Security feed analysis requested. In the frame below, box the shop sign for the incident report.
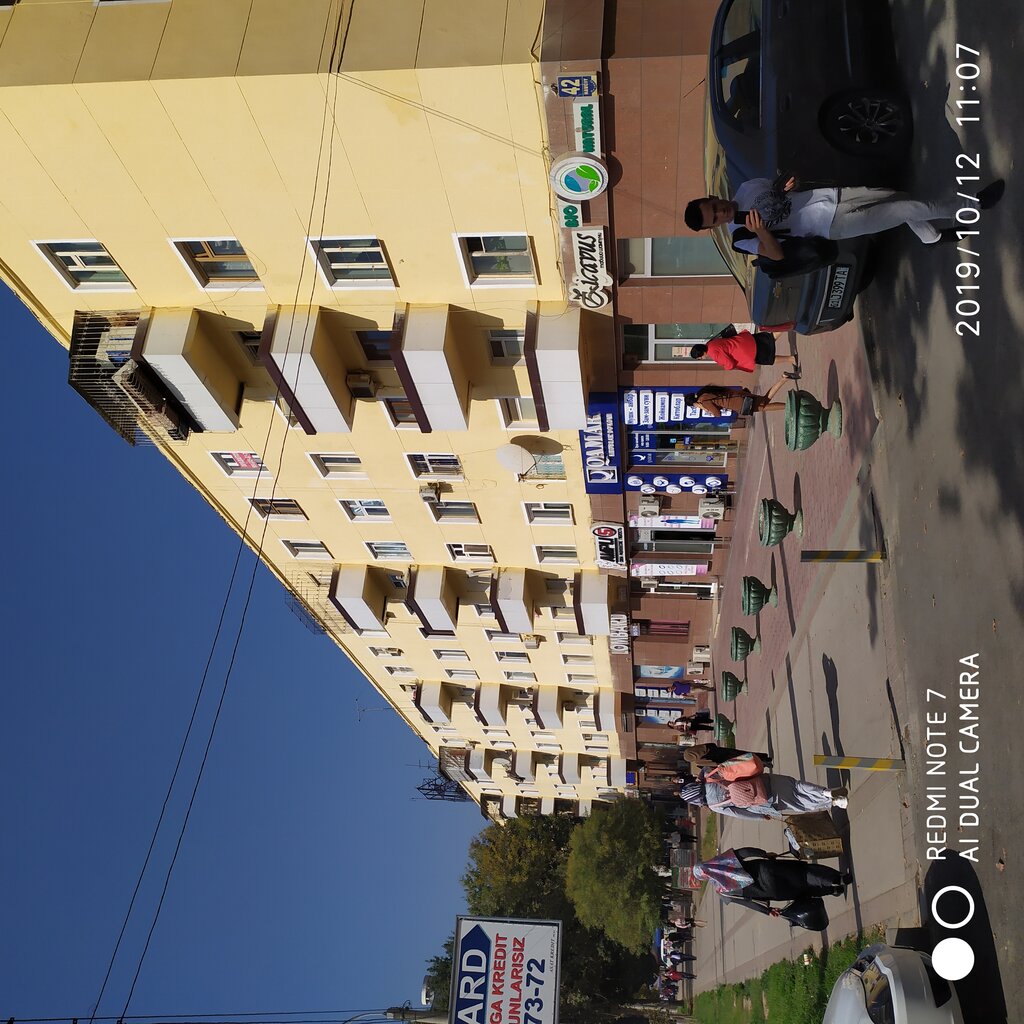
[624,472,728,493]
[628,514,717,530]
[592,522,627,570]
[622,388,737,426]
[578,393,622,494]
[572,98,602,154]
[569,227,612,308]
[550,153,610,201]
[555,74,598,98]
[609,612,631,655]
[630,563,709,577]
[557,199,582,229]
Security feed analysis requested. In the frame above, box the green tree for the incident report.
[565,799,664,952]
[423,932,455,1013]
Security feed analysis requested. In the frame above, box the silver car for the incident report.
[824,944,964,1024]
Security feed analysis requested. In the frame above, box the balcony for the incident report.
[139,308,254,432]
[263,306,355,434]
[501,794,519,818]
[558,752,582,786]
[609,757,629,788]
[406,565,459,633]
[512,749,536,784]
[491,568,535,634]
[525,303,587,430]
[67,311,194,446]
[534,687,564,732]
[416,680,452,725]
[390,304,470,431]
[328,565,393,632]
[474,682,507,728]
[573,571,611,636]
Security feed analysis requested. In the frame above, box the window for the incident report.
[622,323,733,364]
[562,654,594,666]
[282,540,332,560]
[557,633,592,645]
[340,498,390,520]
[505,671,537,682]
[236,330,263,361]
[174,238,259,286]
[495,651,530,663]
[307,571,333,587]
[429,501,479,523]
[211,451,268,478]
[382,395,418,426]
[37,241,131,290]
[617,237,728,279]
[356,330,396,363]
[250,498,305,520]
[408,453,463,479]
[366,541,412,561]
[545,578,570,594]
[369,647,403,657]
[498,396,539,428]
[310,237,394,287]
[385,665,415,676]
[524,502,573,524]
[487,329,525,364]
[434,649,470,662]
[447,543,494,563]
[548,606,578,621]
[522,453,565,480]
[485,630,521,643]
[567,674,597,684]
[310,453,364,478]
[473,603,496,618]
[535,545,578,564]
[456,234,535,285]
[446,669,479,680]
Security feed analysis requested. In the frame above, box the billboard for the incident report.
[450,917,562,1024]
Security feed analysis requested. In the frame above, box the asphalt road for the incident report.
[855,2,1022,1018]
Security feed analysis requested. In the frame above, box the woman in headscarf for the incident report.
[682,742,772,768]
[693,848,850,909]
[679,774,847,820]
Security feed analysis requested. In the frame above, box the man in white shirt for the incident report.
[684,177,1003,258]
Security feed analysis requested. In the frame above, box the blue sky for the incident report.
[0,284,482,1020]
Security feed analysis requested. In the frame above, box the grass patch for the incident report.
[700,812,719,862]
[694,927,883,1024]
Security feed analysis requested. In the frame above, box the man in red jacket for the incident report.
[689,328,797,373]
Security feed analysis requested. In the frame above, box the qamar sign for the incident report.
[578,393,621,495]
[569,227,612,308]
[449,917,562,1024]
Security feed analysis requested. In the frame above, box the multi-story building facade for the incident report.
[1,0,761,813]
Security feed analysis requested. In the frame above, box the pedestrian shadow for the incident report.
[884,677,907,762]
[764,705,775,768]
[820,734,863,939]
[821,653,848,782]
[784,654,806,780]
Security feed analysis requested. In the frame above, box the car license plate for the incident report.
[827,265,851,309]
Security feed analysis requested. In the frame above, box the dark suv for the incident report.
[704,0,911,333]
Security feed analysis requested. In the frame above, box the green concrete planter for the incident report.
[741,574,778,615]
[730,626,761,662]
[721,671,747,701]
[785,389,844,451]
[713,713,735,743]
[759,497,804,547]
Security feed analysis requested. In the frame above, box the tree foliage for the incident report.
[565,799,664,952]
[423,932,455,1013]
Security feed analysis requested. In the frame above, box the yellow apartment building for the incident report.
[0,0,629,818]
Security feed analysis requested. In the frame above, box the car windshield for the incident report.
[713,0,762,129]
[703,98,753,292]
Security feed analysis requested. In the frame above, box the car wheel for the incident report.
[821,90,912,157]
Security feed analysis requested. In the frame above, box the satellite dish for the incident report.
[496,443,536,475]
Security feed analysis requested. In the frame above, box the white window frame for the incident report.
[168,236,263,292]
[281,539,332,561]
[495,651,530,664]
[210,451,269,479]
[556,632,592,646]
[446,669,479,680]
[496,396,539,430]
[340,498,391,521]
[428,500,480,524]
[34,239,134,292]
[547,606,578,620]
[567,674,598,684]
[307,235,395,290]
[309,453,366,479]
[452,232,536,289]
[535,545,579,565]
[485,630,522,643]
[407,453,464,480]
[447,543,495,564]
[380,394,420,429]
[369,647,403,658]
[249,497,306,521]
[561,654,594,666]
[365,541,413,562]
[384,665,416,676]
[504,671,537,682]
[619,237,732,280]
[524,502,574,525]
[623,323,754,364]
[433,649,470,662]
[487,328,526,365]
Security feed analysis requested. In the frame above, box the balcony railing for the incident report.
[67,311,194,446]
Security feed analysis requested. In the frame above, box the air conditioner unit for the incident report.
[638,497,661,517]
[346,372,378,398]
[521,634,542,649]
[418,484,440,501]
[698,497,727,520]
[639,579,659,592]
